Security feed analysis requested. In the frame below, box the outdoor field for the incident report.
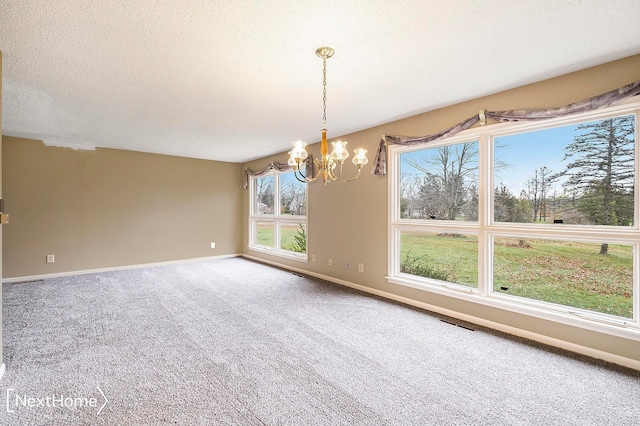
[256,223,306,253]
[400,232,633,318]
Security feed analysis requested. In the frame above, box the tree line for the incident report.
[255,175,306,216]
[401,116,635,253]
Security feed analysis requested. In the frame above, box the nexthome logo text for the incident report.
[6,387,108,415]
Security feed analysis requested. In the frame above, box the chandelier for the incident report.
[287,47,368,184]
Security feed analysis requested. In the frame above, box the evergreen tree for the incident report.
[287,224,306,253]
[494,184,531,223]
[559,116,635,254]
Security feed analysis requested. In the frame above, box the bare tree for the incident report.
[525,169,541,221]
[280,178,306,215]
[406,142,478,220]
[537,166,556,221]
[400,174,423,218]
[524,166,557,222]
[255,176,274,214]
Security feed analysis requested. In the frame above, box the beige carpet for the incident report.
[1,257,638,425]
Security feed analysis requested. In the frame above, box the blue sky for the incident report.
[401,121,593,195]
[400,114,638,199]
[494,125,575,194]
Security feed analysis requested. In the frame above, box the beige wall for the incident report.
[243,54,640,364]
[1,50,4,365]
[2,137,244,278]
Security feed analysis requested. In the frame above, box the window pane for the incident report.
[254,175,274,215]
[279,172,306,216]
[494,115,635,225]
[255,221,274,248]
[400,231,478,287]
[493,238,633,318]
[400,141,479,221]
[280,222,306,253]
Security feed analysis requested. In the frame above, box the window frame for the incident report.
[249,170,308,262]
[388,97,640,340]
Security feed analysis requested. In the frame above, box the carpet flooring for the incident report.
[0,257,638,425]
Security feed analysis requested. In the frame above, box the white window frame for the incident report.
[388,97,640,340]
[249,170,308,262]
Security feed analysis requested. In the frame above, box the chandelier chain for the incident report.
[322,57,327,129]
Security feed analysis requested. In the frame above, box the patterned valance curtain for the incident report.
[242,155,315,189]
[372,79,640,176]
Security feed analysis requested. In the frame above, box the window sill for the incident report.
[247,245,309,263]
[387,274,640,342]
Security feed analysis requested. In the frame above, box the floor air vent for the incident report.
[440,319,475,331]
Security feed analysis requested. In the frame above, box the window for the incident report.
[493,115,634,226]
[400,140,479,221]
[389,99,640,337]
[249,170,307,260]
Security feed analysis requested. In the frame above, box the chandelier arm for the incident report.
[293,165,322,183]
[293,170,309,183]
[305,172,322,183]
[308,159,324,182]
[334,167,363,183]
[327,164,342,181]
[313,159,324,179]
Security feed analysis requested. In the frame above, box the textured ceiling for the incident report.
[1,1,640,163]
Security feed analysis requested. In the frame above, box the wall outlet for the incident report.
[328,258,332,266]
[358,263,364,273]
[345,262,350,270]
[311,254,317,262]
[46,254,55,263]
[210,242,216,249]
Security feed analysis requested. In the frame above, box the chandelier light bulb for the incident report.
[290,140,308,161]
[330,141,350,163]
[352,148,369,167]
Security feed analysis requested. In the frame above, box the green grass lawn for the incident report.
[400,232,478,286]
[256,223,305,253]
[401,232,633,318]
[256,223,275,247]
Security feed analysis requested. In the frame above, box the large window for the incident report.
[389,99,640,337]
[249,171,307,260]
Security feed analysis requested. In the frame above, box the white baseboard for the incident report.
[4,253,638,371]
[2,254,242,283]
[242,254,640,371]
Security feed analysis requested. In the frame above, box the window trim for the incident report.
[388,97,640,341]
[248,170,308,262]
